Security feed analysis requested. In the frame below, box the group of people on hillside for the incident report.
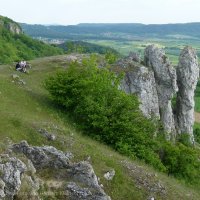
[15,61,27,73]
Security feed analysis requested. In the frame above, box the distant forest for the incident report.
[59,41,120,55]
[21,23,200,41]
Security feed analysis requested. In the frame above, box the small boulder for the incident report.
[104,169,115,181]
[38,128,56,141]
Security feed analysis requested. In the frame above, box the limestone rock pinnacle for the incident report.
[176,46,199,143]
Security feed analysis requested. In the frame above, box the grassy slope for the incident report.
[0,56,200,200]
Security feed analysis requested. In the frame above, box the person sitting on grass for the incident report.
[16,61,27,73]
[15,62,22,71]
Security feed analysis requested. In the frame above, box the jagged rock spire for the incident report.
[176,46,199,143]
[118,45,199,143]
[144,45,177,140]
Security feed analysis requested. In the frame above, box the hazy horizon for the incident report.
[21,22,200,26]
[1,0,200,25]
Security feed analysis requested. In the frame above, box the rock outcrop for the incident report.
[0,154,26,199]
[144,45,177,139]
[118,45,199,141]
[12,141,72,170]
[0,15,22,34]
[67,182,111,200]
[176,46,199,143]
[9,141,111,200]
[118,55,160,119]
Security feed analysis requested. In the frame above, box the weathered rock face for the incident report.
[144,45,178,139]
[118,45,199,142]
[11,141,111,200]
[0,154,26,199]
[118,55,160,119]
[12,140,72,169]
[176,46,199,143]
[67,182,111,200]
[0,16,22,34]
[5,22,22,34]
[71,161,100,189]
[0,179,5,199]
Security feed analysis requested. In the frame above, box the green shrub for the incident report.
[45,56,200,184]
[45,56,165,171]
[160,142,200,184]
[194,127,200,144]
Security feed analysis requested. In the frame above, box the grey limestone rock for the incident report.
[0,179,5,199]
[0,154,26,199]
[128,52,141,63]
[71,161,100,189]
[118,56,160,119]
[176,46,199,143]
[118,45,199,142]
[38,128,56,141]
[144,44,178,139]
[12,140,72,169]
[11,141,111,200]
[66,182,111,200]
[104,169,115,181]
[68,161,112,199]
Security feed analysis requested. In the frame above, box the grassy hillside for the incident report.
[0,55,200,199]
[0,16,63,64]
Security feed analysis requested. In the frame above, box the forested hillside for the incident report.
[59,40,120,55]
[21,22,200,40]
[0,16,63,64]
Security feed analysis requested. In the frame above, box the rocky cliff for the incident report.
[0,15,22,34]
[144,45,177,140]
[118,54,160,119]
[117,45,199,142]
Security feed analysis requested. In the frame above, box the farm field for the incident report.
[86,38,200,64]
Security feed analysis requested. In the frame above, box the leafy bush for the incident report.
[45,56,165,170]
[159,142,200,184]
[194,125,200,144]
[45,56,200,184]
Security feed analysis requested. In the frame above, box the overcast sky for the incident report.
[0,0,199,25]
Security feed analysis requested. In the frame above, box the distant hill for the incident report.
[0,16,63,64]
[21,22,200,41]
[59,40,120,55]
